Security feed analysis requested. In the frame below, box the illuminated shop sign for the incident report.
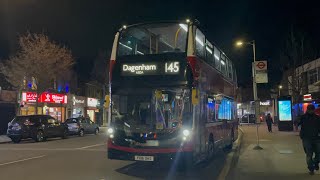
[73,96,85,106]
[22,92,67,104]
[22,92,37,102]
[260,101,271,106]
[87,98,98,107]
[39,93,67,104]
[121,62,180,76]
[303,94,312,101]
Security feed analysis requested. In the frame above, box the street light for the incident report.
[235,41,244,47]
[235,39,262,150]
[278,85,283,96]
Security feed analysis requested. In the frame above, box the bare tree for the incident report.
[91,50,109,84]
[281,28,317,104]
[0,32,74,114]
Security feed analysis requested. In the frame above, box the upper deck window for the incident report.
[118,23,188,57]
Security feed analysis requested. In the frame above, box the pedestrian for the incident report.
[298,104,320,175]
[266,113,273,132]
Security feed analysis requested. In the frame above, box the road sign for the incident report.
[254,61,268,83]
[255,61,267,71]
[256,73,268,83]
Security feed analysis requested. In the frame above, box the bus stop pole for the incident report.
[251,41,263,150]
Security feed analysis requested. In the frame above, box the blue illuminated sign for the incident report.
[278,100,292,121]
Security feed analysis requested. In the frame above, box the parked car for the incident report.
[65,117,99,136]
[7,115,68,143]
[241,114,256,123]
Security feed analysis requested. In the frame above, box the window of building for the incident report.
[308,68,318,85]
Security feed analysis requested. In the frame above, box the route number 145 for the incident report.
[165,62,179,74]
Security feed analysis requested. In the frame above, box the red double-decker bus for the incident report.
[107,20,238,166]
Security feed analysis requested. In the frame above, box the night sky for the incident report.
[1,0,320,86]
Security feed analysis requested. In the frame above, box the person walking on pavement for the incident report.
[266,113,273,132]
[298,104,320,175]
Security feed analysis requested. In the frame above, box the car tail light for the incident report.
[24,120,35,126]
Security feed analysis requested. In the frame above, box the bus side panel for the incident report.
[205,122,225,149]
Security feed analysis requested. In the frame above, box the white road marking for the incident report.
[0,155,46,166]
[76,143,104,149]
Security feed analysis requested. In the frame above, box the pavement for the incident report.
[0,127,234,180]
[227,123,320,180]
[0,135,11,143]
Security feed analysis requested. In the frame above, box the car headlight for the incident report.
[107,127,114,134]
[183,129,190,137]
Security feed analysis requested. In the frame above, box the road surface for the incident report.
[0,132,228,180]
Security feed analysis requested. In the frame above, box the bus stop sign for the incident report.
[255,61,267,71]
[254,61,268,83]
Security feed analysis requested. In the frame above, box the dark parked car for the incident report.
[7,115,68,143]
[65,117,99,136]
[241,114,256,124]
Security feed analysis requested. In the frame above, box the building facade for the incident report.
[281,57,320,114]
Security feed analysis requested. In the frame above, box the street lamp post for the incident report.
[236,40,262,150]
[278,85,283,97]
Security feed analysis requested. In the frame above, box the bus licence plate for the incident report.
[134,156,154,161]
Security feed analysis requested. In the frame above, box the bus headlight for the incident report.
[107,127,114,134]
[183,129,190,137]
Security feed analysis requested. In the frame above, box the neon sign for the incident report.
[39,93,67,104]
[22,92,37,102]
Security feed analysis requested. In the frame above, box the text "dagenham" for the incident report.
[123,64,157,73]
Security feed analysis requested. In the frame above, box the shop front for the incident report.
[19,92,67,121]
[39,93,68,122]
[86,97,100,122]
[259,100,274,121]
[20,92,40,115]
[71,95,86,118]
